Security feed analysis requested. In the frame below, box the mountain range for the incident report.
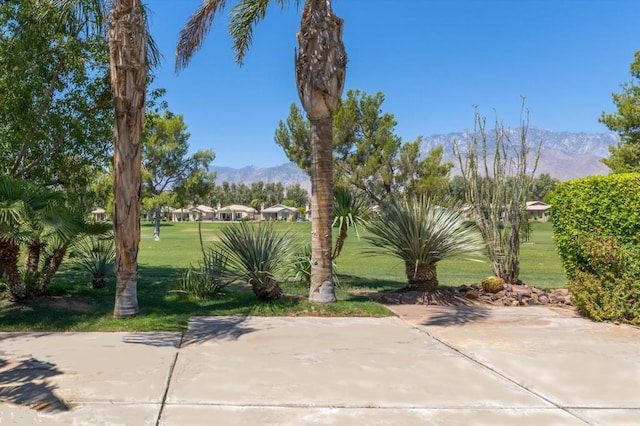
[211,127,619,189]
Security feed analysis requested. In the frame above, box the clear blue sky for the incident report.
[147,0,640,168]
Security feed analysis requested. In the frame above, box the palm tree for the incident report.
[176,0,346,304]
[365,198,485,292]
[107,0,149,318]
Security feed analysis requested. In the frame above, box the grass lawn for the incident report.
[0,220,567,332]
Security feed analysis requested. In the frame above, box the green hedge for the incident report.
[551,173,640,277]
[551,173,640,323]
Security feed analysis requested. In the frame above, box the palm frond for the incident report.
[176,0,228,71]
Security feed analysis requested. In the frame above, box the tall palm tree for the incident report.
[107,0,148,318]
[176,0,346,304]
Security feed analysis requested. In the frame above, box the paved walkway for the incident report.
[1,306,639,425]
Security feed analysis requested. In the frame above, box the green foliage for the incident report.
[174,248,231,299]
[551,173,640,276]
[275,89,452,202]
[69,235,116,289]
[218,222,294,300]
[364,197,485,287]
[332,186,369,259]
[600,51,640,173]
[481,276,505,294]
[568,234,640,324]
[287,244,341,289]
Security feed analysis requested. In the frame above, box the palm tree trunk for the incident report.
[405,261,439,292]
[1,241,26,301]
[295,0,346,303]
[309,116,335,302]
[40,245,68,292]
[331,221,348,260]
[24,242,42,276]
[108,0,147,318]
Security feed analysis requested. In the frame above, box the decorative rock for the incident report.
[538,295,550,304]
[466,289,479,299]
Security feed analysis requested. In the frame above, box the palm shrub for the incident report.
[288,244,341,289]
[69,234,116,288]
[218,222,294,301]
[365,197,485,292]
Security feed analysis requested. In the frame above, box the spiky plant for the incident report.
[69,234,116,288]
[332,187,369,260]
[365,197,485,292]
[218,222,294,301]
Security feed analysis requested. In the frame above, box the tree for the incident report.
[0,0,112,188]
[107,0,149,318]
[177,0,346,304]
[285,184,309,208]
[529,173,559,202]
[600,51,640,173]
[142,108,215,240]
[454,102,541,285]
[275,89,452,203]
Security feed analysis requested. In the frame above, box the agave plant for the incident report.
[218,222,294,301]
[365,197,485,292]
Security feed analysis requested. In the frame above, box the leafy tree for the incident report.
[285,184,310,208]
[177,0,346,303]
[276,89,452,202]
[0,0,112,188]
[529,173,559,201]
[142,108,215,240]
[600,51,640,173]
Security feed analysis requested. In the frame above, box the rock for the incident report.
[466,289,479,299]
[511,300,520,306]
[538,295,550,304]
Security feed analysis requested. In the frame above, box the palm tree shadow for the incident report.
[421,306,491,326]
[122,332,183,348]
[180,316,256,347]
[0,357,70,412]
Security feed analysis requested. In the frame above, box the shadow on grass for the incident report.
[420,306,491,327]
[0,357,70,412]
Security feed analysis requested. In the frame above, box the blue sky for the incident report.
[147,0,640,168]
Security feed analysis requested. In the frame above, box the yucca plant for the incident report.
[69,235,116,288]
[332,186,369,260]
[175,247,231,299]
[365,197,485,292]
[288,244,341,289]
[218,222,294,301]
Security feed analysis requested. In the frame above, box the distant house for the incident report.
[169,207,189,222]
[216,204,257,221]
[261,204,298,221]
[90,207,107,222]
[526,201,551,221]
[169,205,215,222]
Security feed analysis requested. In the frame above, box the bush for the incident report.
[481,276,505,294]
[551,173,640,278]
[287,244,341,289]
[568,234,640,324]
[173,248,231,299]
[69,236,115,288]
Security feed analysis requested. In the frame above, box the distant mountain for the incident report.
[421,127,618,181]
[211,162,311,192]
[212,128,618,187]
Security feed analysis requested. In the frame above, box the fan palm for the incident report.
[365,198,485,292]
[176,0,346,304]
[218,222,294,301]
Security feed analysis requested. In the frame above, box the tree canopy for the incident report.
[600,51,640,173]
[275,89,453,202]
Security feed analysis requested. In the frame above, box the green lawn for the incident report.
[0,220,567,332]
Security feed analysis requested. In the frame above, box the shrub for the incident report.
[481,276,505,294]
[69,236,115,288]
[287,244,341,289]
[174,248,231,299]
[218,222,293,301]
[551,173,640,278]
[568,234,640,324]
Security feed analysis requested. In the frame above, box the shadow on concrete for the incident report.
[181,316,256,347]
[0,357,70,412]
[122,332,183,348]
[421,306,491,327]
